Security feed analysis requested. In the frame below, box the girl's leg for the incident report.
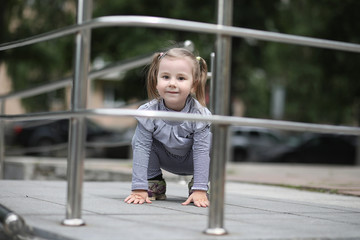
[147,141,163,179]
[154,141,194,176]
[147,141,166,200]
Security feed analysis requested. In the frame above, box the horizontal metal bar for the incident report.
[1,109,359,136]
[0,204,27,237]
[0,58,149,101]
[1,16,360,53]
[0,40,191,101]
[6,143,68,155]
[6,139,131,155]
[0,78,72,101]
[0,58,147,101]
[89,56,152,80]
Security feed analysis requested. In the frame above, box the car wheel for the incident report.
[233,148,248,162]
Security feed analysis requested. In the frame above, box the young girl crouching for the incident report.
[124,48,211,208]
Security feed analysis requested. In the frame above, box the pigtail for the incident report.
[147,53,162,100]
[193,57,208,106]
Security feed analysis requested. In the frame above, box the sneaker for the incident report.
[188,177,210,198]
[188,177,194,196]
[148,179,167,200]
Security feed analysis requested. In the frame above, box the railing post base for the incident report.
[204,227,228,236]
[61,218,85,226]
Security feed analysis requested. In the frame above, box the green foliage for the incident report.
[90,0,216,103]
[1,0,359,125]
[230,0,360,125]
[1,0,76,112]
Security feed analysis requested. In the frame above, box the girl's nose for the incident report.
[168,77,176,87]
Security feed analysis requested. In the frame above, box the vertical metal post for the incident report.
[356,137,360,165]
[205,0,233,236]
[62,0,92,226]
[209,52,216,114]
[0,100,5,179]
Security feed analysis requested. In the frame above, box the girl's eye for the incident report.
[179,77,186,81]
[162,75,169,79]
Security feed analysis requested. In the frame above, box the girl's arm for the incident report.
[125,123,153,204]
[182,126,211,207]
[131,123,154,191]
[191,125,212,192]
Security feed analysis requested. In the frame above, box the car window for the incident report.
[302,138,321,148]
[249,131,260,138]
[234,131,244,136]
[59,120,69,132]
[86,120,104,134]
[262,132,282,143]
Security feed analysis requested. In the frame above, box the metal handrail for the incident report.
[0,78,71,101]
[1,109,359,136]
[1,16,360,53]
[0,40,192,101]
[7,140,131,156]
[1,7,360,236]
[0,57,146,101]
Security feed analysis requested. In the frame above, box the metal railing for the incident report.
[1,0,360,235]
[0,42,192,157]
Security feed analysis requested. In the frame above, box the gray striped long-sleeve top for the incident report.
[131,96,212,191]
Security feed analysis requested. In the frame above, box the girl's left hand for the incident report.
[182,190,209,208]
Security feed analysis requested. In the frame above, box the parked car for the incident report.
[7,119,133,158]
[230,126,288,162]
[266,133,357,165]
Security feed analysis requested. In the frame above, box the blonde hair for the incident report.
[147,48,208,106]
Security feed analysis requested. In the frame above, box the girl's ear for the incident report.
[191,80,196,92]
[190,83,197,96]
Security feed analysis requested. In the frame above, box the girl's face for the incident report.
[156,57,194,111]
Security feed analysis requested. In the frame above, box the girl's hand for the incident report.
[124,190,152,204]
[182,190,209,208]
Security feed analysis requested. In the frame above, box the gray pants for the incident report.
[147,139,194,179]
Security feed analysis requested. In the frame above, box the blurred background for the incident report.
[1,0,359,165]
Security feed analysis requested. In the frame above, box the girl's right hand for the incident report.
[124,190,152,204]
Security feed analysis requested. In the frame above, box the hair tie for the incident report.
[196,56,201,61]
[158,52,167,60]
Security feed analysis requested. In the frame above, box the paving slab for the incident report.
[226,163,360,196]
[5,157,360,197]
[1,180,360,240]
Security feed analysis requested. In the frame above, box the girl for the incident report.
[124,48,211,208]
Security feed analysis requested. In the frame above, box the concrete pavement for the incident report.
[1,179,360,240]
[226,162,360,196]
[2,157,360,239]
[5,157,360,196]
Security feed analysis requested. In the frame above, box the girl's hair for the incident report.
[147,48,208,106]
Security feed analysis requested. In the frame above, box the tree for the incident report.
[1,0,359,126]
[0,0,76,112]
[230,0,360,125]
